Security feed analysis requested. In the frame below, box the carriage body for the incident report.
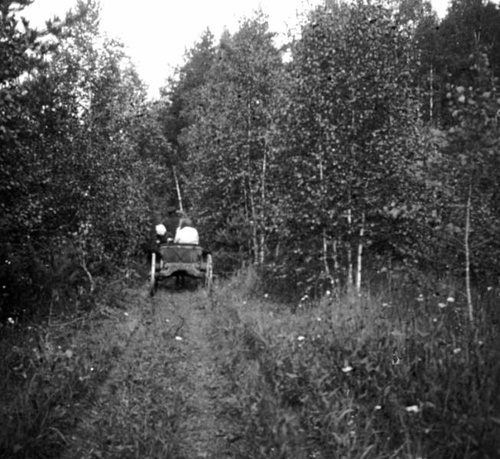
[149,243,213,295]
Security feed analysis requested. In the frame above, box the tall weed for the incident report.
[0,279,143,459]
[214,269,500,458]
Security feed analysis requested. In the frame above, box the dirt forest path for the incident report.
[61,285,242,459]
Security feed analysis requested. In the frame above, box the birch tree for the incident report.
[279,0,423,293]
[181,12,284,267]
[443,51,500,322]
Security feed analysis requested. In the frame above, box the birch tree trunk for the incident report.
[465,182,473,322]
[355,212,365,293]
[172,166,184,212]
[332,239,340,293]
[248,177,259,265]
[322,229,335,288]
[318,150,332,286]
[259,140,268,265]
[429,65,434,123]
[346,208,354,290]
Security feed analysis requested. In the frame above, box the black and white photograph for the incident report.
[1,0,499,457]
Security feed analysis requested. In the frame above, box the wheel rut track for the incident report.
[61,287,240,459]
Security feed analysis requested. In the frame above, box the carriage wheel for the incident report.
[149,252,157,296]
[204,254,213,291]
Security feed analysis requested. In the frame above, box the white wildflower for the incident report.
[7,317,15,324]
[374,405,382,411]
[417,294,424,302]
[175,336,183,341]
[342,364,353,373]
[264,293,269,299]
[297,335,305,341]
[438,302,447,309]
[447,296,455,303]
[453,348,462,354]
[326,290,331,296]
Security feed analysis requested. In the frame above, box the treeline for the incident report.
[1,0,174,320]
[164,0,500,300]
[2,0,500,320]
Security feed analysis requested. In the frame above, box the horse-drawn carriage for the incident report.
[149,242,213,296]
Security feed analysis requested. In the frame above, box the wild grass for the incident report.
[1,265,498,458]
[67,312,188,459]
[0,278,144,459]
[211,268,500,459]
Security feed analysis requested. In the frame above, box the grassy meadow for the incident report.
[211,267,500,458]
[0,266,499,458]
[0,279,146,459]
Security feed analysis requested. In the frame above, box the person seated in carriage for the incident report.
[155,223,169,244]
[174,218,199,245]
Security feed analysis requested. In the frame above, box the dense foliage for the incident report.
[2,0,500,312]
[162,0,500,302]
[0,0,174,321]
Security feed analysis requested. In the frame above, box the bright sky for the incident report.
[23,0,451,99]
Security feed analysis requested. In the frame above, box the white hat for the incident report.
[155,224,167,236]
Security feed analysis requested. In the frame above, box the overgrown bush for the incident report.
[0,0,170,324]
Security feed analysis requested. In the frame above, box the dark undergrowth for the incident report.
[0,271,146,459]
